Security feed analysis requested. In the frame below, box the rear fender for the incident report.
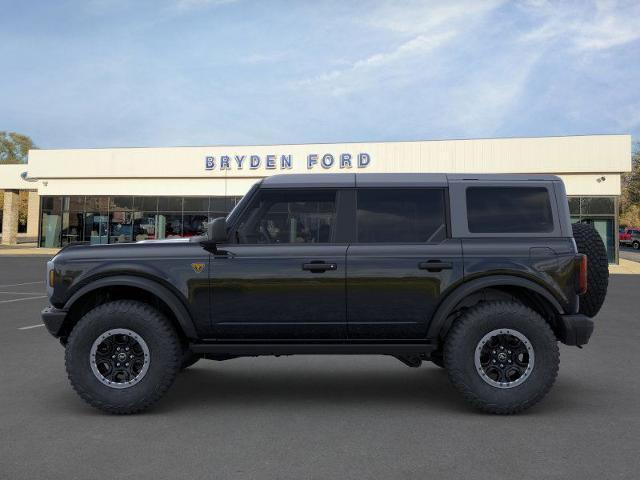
[427,275,565,340]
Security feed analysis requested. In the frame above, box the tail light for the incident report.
[575,254,587,294]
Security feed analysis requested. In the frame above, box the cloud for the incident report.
[519,0,640,51]
[368,0,505,35]
[296,0,505,96]
[439,51,542,136]
[297,31,455,95]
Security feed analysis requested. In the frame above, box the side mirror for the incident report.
[207,217,228,244]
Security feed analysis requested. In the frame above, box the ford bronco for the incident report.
[42,173,609,414]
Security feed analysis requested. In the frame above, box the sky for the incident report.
[1,0,639,149]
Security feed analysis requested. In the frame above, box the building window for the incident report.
[39,195,243,247]
[569,196,616,263]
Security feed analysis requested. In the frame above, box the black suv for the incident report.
[42,173,609,414]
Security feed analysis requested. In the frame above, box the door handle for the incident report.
[418,260,453,272]
[302,262,337,273]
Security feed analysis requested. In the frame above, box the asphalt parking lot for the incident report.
[621,245,640,263]
[1,256,639,479]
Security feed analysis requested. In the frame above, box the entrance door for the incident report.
[210,188,348,339]
[347,188,464,339]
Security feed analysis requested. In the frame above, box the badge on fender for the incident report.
[191,263,205,273]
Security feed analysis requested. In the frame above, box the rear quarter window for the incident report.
[466,186,554,234]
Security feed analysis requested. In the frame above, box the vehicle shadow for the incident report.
[155,361,476,415]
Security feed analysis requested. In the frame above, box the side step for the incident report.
[190,342,437,356]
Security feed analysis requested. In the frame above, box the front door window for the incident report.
[236,190,337,244]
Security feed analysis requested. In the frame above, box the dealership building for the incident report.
[0,134,631,263]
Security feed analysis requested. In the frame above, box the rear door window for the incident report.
[466,186,554,233]
[356,189,446,243]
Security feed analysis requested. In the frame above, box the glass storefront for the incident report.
[38,193,619,263]
[568,196,617,263]
[39,195,242,248]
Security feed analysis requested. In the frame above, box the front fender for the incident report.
[63,275,198,339]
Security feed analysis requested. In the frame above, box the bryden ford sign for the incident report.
[205,152,371,171]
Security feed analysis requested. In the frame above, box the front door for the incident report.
[346,188,464,339]
[210,188,348,339]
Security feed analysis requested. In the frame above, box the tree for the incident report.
[619,142,640,227]
[0,131,36,164]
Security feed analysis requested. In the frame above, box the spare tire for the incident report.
[572,223,609,317]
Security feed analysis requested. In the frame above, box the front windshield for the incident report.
[226,182,260,226]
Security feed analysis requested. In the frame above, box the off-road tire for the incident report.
[65,300,182,414]
[444,301,559,414]
[572,223,609,317]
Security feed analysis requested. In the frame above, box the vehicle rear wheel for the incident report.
[634,241,640,250]
[444,301,559,414]
[572,223,609,317]
[65,300,182,414]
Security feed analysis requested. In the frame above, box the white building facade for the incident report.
[0,134,632,262]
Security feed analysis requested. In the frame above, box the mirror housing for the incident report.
[207,217,228,244]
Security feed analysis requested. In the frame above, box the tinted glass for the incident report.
[183,213,209,237]
[158,197,183,211]
[157,213,182,238]
[568,197,580,215]
[237,190,336,244]
[183,197,209,212]
[85,196,109,213]
[134,196,158,211]
[133,212,157,241]
[581,197,614,215]
[109,211,133,243]
[466,187,553,233]
[110,196,133,211]
[356,189,446,243]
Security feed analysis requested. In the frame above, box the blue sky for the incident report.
[1,0,639,149]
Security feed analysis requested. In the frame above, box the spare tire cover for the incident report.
[572,223,609,317]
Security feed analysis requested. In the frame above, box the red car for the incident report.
[620,227,640,248]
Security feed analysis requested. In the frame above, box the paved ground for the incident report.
[620,245,640,263]
[1,256,639,479]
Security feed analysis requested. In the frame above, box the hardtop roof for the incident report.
[260,172,561,188]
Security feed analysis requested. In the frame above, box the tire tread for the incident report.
[444,301,559,414]
[65,300,181,414]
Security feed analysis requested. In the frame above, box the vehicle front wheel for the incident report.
[634,241,640,250]
[65,300,182,414]
[444,301,559,414]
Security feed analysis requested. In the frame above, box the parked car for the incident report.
[619,227,640,248]
[42,173,609,414]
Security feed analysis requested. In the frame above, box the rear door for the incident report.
[346,187,463,339]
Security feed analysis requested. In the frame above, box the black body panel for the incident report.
[461,237,579,314]
[346,241,463,338]
[48,242,210,335]
[42,173,589,351]
[209,244,347,339]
